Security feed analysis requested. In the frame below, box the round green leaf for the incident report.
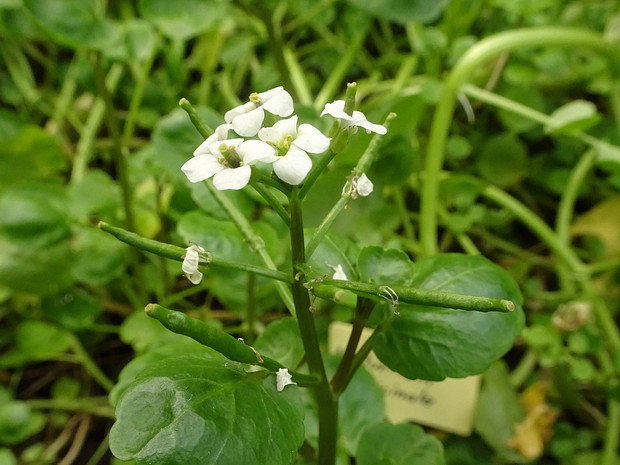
[71,226,128,285]
[41,289,102,331]
[356,422,445,465]
[547,100,601,134]
[0,184,73,294]
[357,246,414,286]
[476,134,528,187]
[372,254,524,381]
[110,354,304,465]
[139,0,231,39]
[253,318,304,370]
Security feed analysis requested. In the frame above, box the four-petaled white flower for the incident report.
[329,264,348,281]
[258,115,331,185]
[225,86,294,137]
[181,138,276,190]
[183,244,206,284]
[321,100,387,135]
[276,368,297,392]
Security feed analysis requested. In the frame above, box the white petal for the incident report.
[258,115,298,143]
[193,124,234,156]
[261,87,294,117]
[273,147,312,185]
[356,173,374,196]
[181,155,224,183]
[182,245,205,285]
[186,269,203,285]
[330,264,348,281]
[276,368,296,392]
[320,100,352,120]
[213,165,251,190]
[294,123,331,153]
[238,140,278,164]
[224,101,255,123]
[351,111,387,134]
[182,248,199,274]
[230,108,264,137]
[258,125,285,144]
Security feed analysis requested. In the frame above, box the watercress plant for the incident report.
[102,83,523,465]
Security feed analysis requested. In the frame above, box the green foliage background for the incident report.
[1,0,620,464]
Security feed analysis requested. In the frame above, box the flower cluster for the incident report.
[181,86,387,190]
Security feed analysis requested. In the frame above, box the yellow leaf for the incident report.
[571,196,620,256]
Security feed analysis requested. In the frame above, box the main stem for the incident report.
[289,187,337,465]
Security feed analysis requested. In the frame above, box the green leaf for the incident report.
[546,100,601,134]
[253,318,304,369]
[41,289,102,331]
[372,254,524,381]
[356,422,445,465]
[0,320,73,368]
[110,354,304,465]
[0,126,67,191]
[71,226,129,285]
[357,246,414,286]
[0,184,73,294]
[22,0,120,50]
[110,338,225,407]
[345,0,449,25]
[138,0,231,40]
[338,362,385,456]
[0,400,45,445]
[474,362,527,463]
[68,170,121,219]
[476,133,528,187]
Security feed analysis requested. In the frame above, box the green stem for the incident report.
[289,187,337,465]
[305,113,395,258]
[120,34,160,149]
[251,181,291,226]
[314,26,369,110]
[70,337,114,392]
[602,400,620,465]
[71,63,123,183]
[179,98,213,138]
[555,149,596,244]
[205,182,296,314]
[308,276,515,312]
[98,221,293,283]
[25,397,114,418]
[480,184,587,276]
[331,298,375,394]
[420,27,619,256]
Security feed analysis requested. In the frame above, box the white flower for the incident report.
[224,86,294,137]
[343,173,374,199]
[181,138,277,190]
[321,100,387,135]
[183,244,206,284]
[329,264,348,281]
[258,115,330,185]
[356,173,374,196]
[192,123,233,155]
[276,368,296,392]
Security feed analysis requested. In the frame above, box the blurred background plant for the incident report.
[1,0,620,463]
